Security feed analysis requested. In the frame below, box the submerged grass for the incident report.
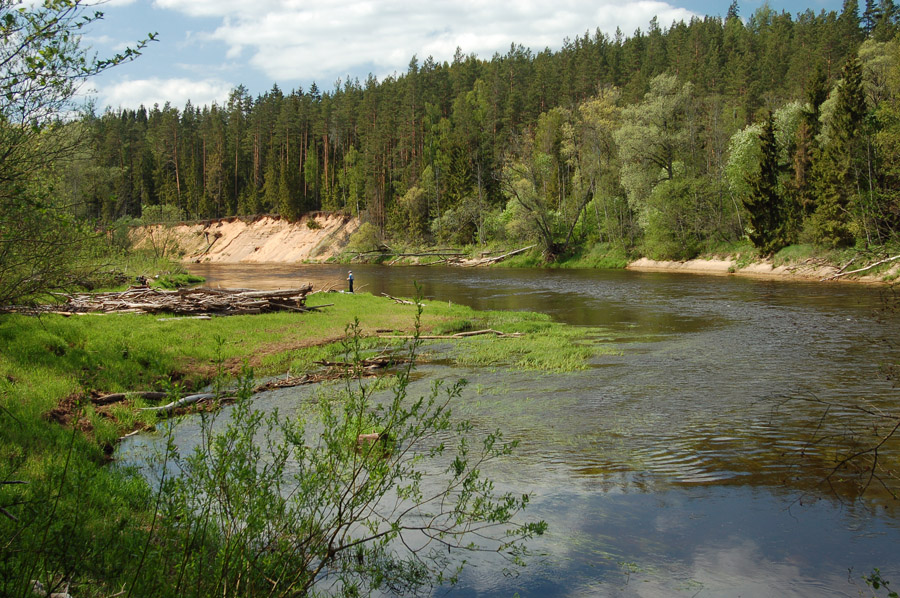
[449,319,617,371]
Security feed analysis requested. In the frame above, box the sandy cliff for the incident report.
[132,213,359,264]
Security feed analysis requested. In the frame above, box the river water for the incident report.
[137,263,900,596]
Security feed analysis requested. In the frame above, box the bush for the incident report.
[346,221,382,253]
[145,311,545,596]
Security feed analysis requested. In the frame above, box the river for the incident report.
[131,263,900,596]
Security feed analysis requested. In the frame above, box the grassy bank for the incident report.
[0,291,611,597]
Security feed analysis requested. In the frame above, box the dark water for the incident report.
[139,263,900,596]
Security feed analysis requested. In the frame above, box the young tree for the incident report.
[138,203,184,259]
[150,315,545,597]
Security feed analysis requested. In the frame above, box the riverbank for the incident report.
[625,255,899,282]
[626,253,900,283]
[1,292,601,447]
[495,242,900,283]
[129,215,899,284]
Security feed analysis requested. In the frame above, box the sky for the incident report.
[82,0,843,112]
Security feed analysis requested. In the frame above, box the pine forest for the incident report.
[75,1,900,259]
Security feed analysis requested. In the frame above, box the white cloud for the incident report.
[152,0,695,83]
[98,77,234,110]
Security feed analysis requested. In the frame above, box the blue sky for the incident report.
[82,0,843,112]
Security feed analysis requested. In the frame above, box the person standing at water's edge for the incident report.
[348,270,354,293]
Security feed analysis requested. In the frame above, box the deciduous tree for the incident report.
[0,0,152,304]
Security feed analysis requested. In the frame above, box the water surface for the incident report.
[130,263,900,596]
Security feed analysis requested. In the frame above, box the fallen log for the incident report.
[304,303,333,310]
[93,391,168,406]
[53,285,318,316]
[452,328,517,337]
[157,315,213,321]
[822,254,900,281]
[379,329,523,339]
[314,354,408,369]
[118,428,145,441]
[381,293,418,305]
[233,286,312,298]
[138,393,217,414]
[465,244,536,266]
[252,367,379,391]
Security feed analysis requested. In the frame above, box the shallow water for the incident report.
[123,263,900,596]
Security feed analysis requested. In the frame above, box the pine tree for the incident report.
[873,0,898,40]
[726,0,740,21]
[809,56,867,246]
[744,112,788,255]
[863,0,881,33]
[789,66,828,219]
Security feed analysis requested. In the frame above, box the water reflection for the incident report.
[162,263,900,595]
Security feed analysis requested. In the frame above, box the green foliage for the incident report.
[615,74,695,214]
[550,243,631,269]
[0,0,153,305]
[388,185,429,243]
[346,221,383,254]
[151,273,205,290]
[641,177,722,260]
[808,55,868,247]
[725,123,764,200]
[866,568,900,597]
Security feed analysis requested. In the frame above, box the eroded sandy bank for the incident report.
[132,213,360,264]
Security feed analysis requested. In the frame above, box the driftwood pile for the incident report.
[51,284,319,316]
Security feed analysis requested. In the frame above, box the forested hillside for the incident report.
[79,1,900,259]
